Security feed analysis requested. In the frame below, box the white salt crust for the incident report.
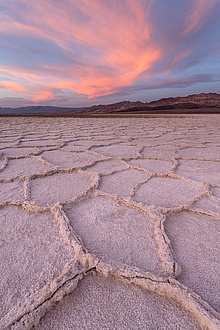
[0,115,219,330]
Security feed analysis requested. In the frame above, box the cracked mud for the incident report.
[0,115,219,329]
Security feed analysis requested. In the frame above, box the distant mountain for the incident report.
[147,92,220,108]
[80,93,220,113]
[0,105,85,114]
[0,93,219,115]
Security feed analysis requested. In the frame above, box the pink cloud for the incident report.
[0,0,218,105]
[0,66,45,82]
[32,89,55,102]
[0,81,27,93]
[182,0,217,37]
[0,0,162,99]
[165,50,191,74]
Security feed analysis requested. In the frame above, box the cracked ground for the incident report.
[0,115,219,329]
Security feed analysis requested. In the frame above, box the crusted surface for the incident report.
[0,115,219,329]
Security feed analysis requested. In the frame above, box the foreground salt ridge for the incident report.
[0,116,219,329]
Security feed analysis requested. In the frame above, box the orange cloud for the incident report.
[182,0,217,36]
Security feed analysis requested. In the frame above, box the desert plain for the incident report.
[0,114,220,329]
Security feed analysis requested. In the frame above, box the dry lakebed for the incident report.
[0,114,220,329]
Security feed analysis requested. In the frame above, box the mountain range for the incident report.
[0,93,219,115]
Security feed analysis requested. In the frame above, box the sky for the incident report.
[0,0,220,108]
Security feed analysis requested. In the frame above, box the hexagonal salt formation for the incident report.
[133,177,202,208]
[64,196,167,276]
[0,205,78,328]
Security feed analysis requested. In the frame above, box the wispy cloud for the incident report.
[182,0,217,37]
[0,80,27,93]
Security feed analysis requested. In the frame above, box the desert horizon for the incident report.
[0,92,220,115]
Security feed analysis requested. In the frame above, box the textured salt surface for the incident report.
[98,169,150,197]
[0,157,52,181]
[0,147,39,158]
[165,212,220,312]
[90,143,141,159]
[178,146,220,160]
[141,146,177,159]
[85,159,128,175]
[0,115,219,329]
[30,171,97,204]
[37,272,201,330]
[19,140,61,147]
[41,150,105,169]
[192,196,220,217]
[127,158,173,173]
[212,187,220,198]
[64,195,166,276]
[0,181,24,203]
[133,176,203,208]
[0,206,77,329]
[176,160,220,184]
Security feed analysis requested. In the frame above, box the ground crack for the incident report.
[9,267,97,330]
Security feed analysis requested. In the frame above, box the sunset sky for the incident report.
[0,0,220,108]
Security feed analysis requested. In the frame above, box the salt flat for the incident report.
[0,115,219,329]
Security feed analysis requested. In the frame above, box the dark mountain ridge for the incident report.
[0,93,219,115]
